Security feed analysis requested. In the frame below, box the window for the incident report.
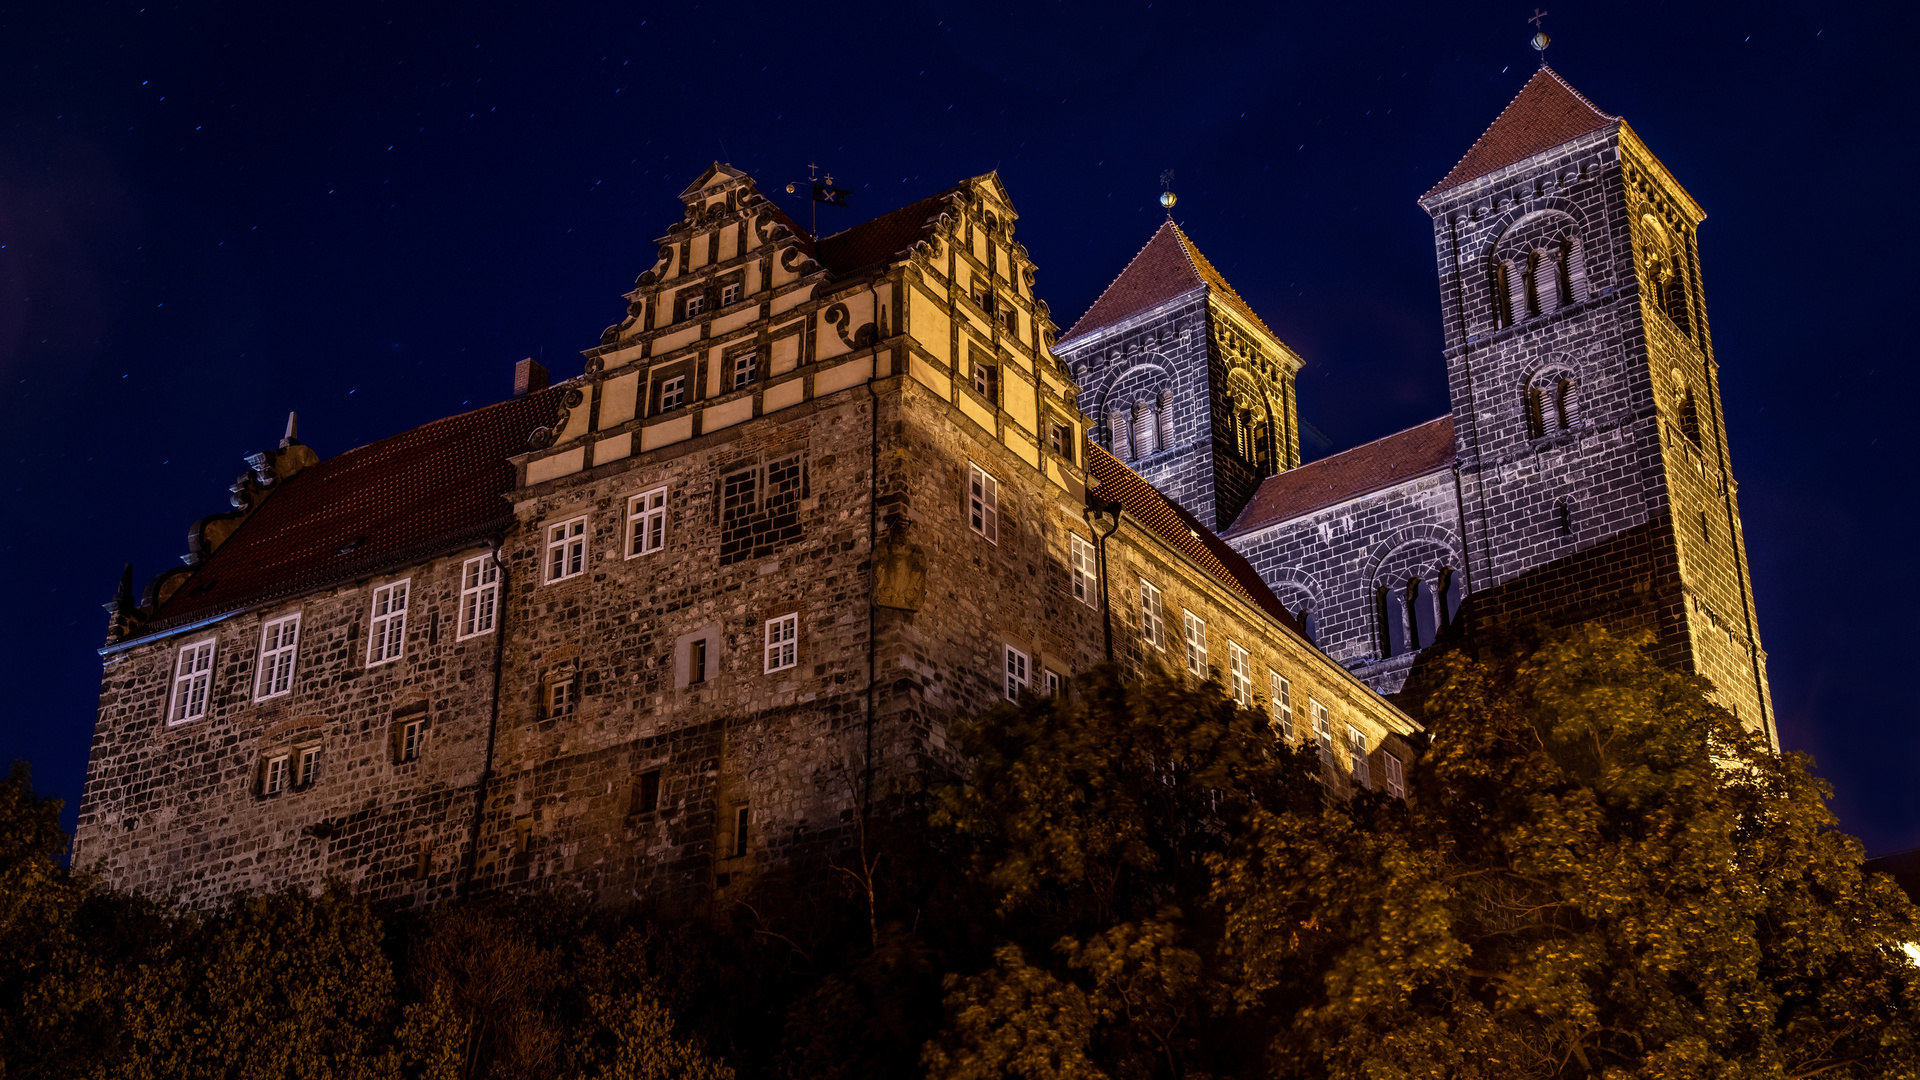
[545,516,588,583]
[170,638,216,724]
[721,282,742,307]
[1049,422,1073,462]
[296,745,319,788]
[658,374,686,413]
[689,638,708,685]
[1270,672,1294,741]
[255,615,300,700]
[1139,580,1166,649]
[1348,726,1372,789]
[1311,700,1333,765]
[968,463,999,544]
[683,293,707,319]
[1227,642,1252,706]
[969,281,992,311]
[731,351,757,389]
[972,360,999,403]
[1069,533,1098,608]
[1044,670,1063,697]
[264,753,289,795]
[548,678,576,719]
[633,769,662,814]
[764,613,798,673]
[627,488,668,557]
[733,805,750,858]
[1004,645,1030,702]
[367,580,410,666]
[458,555,500,639]
[1183,610,1208,677]
[398,718,423,763]
[1384,753,1405,799]
[1699,510,1711,542]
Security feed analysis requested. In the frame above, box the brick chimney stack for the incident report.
[514,358,549,398]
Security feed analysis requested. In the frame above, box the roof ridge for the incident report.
[1299,413,1451,463]
[1169,222,1280,341]
[1059,220,1198,342]
[1421,64,1618,201]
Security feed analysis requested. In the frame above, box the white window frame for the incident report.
[626,487,668,558]
[1311,699,1333,764]
[684,293,707,319]
[545,515,589,583]
[764,613,798,673]
[1044,670,1063,697]
[264,753,290,795]
[1227,642,1252,706]
[968,463,999,544]
[366,579,410,667]
[1183,610,1208,677]
[658,375,687,412]
[169,637,217,724]
[1069,533,1098,608]
[731,351,756,389]
[457,555,500,640]
[1348,726,1372,789]
[398,718,424,763]
[1270,671,1294,741]
[548,678,577,718]
[721,282,742,307]
[296,745,319,788]
[1384,752,1405,799]
[1004,645,1030,702]
[1139,579,1166,649]
[254,614,300,701]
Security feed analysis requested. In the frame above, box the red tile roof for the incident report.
[1424,66,1617,201]
[1226,416,1455,537]
[1060,220,1277,344]
[150,387,568,629]
[1088,444,1302,634]
[814,188,960,278]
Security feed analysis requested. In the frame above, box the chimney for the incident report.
[514,358,550,398]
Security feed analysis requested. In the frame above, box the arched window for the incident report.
[1489,211,1584,331]
[1108,408,1132,460]
[1525,368,1579,440]
[1678,386,1702,446]
[1132,399,1158,456]
[1155,390,1174,452]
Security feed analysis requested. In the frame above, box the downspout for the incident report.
[459,536,509,900]
[1084,495,1122,661]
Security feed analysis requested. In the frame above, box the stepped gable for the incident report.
[1088,444,1301,634]
[1226,416,1455,536]
[814,187,961,278]
[1423,66,1617,200]
[151,387,566,629]
[1061,220,1276,344]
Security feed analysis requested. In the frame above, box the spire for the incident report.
[1059,220,1276,344]
[1421,65,1617,201]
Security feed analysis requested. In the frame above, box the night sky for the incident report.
[3,2,1915,857]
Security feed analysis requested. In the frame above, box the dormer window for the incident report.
[721,283,742,307]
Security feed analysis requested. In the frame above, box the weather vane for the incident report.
[1159,169,1177,217]
[1528,9,1551,66]
[785,162,849,237]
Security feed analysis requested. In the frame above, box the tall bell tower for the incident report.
[1419,64,1775,741]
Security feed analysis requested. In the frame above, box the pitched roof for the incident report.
[150,387,567,629]
[1060,219,1277,344]
[814,188,960,278]
[1088,444,1302,634]
[1424,66,1618,200]
[1226,416,1456,537]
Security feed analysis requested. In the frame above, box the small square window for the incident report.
[457,555,500,639]
[170,638,217,724]
[263,753,289,795]
[367,581,410,667]
[765,613,799,673]
[1227,642,1252,706]
[732,351,757,390]
[627,488,668,558]
[1348,726,1372,789]
[721,282,743,307]
[1139,580,1166,649]
[1004,645,1030,702]
[398,718,424,763]
[545,516,588,583]
[968,463,999,544]
[658,375,686,413]
[1270,672,1294,741]
[296,745,319,788]
[1069,533,1098,609]
[1183,610,1208,677]
[255,614,300,700]
[684,293,707,319]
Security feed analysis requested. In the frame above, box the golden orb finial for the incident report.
[1159,190,1177,210]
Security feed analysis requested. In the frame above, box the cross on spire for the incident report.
[1528,8,1548,30]
[1528,9,1551,66]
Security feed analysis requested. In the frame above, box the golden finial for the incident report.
[1159,170,1177,216]
[1529,9,1550,64]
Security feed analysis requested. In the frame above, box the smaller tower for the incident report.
[1054,208,1302,531]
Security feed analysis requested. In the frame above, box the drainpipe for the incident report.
[1083,495,1123,661]
[459,536,509,900]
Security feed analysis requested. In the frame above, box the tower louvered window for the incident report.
[1109,408,1132,460]
[1563,235,1589,303]
[1506,258,1530,323]
[1679,388,1702,446]
[1531,249,1559,313]
[1132,399,1158,456]
[1155,391,1174,452]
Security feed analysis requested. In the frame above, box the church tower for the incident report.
[1419,65,1775,741]
[1053,219,1303,531]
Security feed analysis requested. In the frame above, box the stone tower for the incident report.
[1052,220,1303,531]
[1418,66,1774,740]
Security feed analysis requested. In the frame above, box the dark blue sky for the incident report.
[4,1,1915,856]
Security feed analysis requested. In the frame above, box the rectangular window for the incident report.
[1348,726,1372,789]
[972,361,999,403]
[1270,672,1294,741]
[1183,610,1208,677]
[545,516,588,583]
[264,753,289,795]
[1228,642,1252,706]
[689,638,708,685]
[1069,534,1098,608]
[968,463,999,544]
[721,282,742,307]
[1384,753,1405,799]
[1311,700,1333,765]
[764,613,798,673]
[366,580,410,666]
[254,615,300,700]
[296,745,319,788]
[634,769,662,814]
[398,718,424,763]
[627,487,668,557]
[732,351,756,389]
[1004,645,1030,702]
[457,556,500,639]
[548,679,576,719]
[657,374,686,413]
[1044,670,1063,697]
[1049,422,1073,462]
[683,293,707,319]
[733,805,750,858]
[969,281,992,311]
[1139,580,1166,649]
[170,638,216,724]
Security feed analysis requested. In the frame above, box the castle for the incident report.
[74,66,1770,909]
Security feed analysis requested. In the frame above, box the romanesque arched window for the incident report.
[1524,367,1580,440]
[1490,210,1585,331]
